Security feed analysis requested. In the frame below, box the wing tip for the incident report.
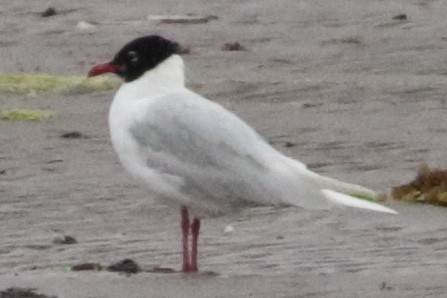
[322,189,398,215]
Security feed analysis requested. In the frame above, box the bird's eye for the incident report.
[128,51,139,63]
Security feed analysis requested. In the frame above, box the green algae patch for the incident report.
[0,109,55,121]
[0,73,121,95]
[391,164,447,206]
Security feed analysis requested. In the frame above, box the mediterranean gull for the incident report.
[88,35,396,273]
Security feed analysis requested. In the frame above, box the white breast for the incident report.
[108,55,192,205]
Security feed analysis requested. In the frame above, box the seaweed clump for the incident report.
[0,73,120,95]
[0,109,54,121]
[391,165,447,206]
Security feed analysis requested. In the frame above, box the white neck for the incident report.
[115,54,185,100]
[145,54,185,87]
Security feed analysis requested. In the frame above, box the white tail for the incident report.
[322,189,397,214]
[306,170,376,196]
[271,157,396,214]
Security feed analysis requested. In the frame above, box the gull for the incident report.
[88,35,397,273]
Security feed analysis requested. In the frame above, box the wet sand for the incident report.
[1,0,447,297]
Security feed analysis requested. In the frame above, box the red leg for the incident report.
[190,218,200,272]
[181,206,191,272]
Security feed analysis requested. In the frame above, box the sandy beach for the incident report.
[1,0,447,297]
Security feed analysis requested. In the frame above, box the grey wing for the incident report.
[129,90,288,212]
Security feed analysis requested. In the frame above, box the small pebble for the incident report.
[222,42,246,51]
[392,14,407,20]
[53,235,77,245]
[76,21,96,31]
[107,259,140,274]
[41,7,57,18]
[283,141,297,148]
[224,224,235,235]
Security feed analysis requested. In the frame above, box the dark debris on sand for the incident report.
[147,266,176,274]
[0,288,57,298]
[392,13,407,20]
[71,263,102,271]
[59,131,86,139]
[40,8,57,18]
[107,259,140,274]
[52,235,77,245]
[221,42,247,51]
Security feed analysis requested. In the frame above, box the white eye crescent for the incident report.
[128,51,139,63]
